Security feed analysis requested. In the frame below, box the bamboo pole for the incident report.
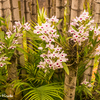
[4,0,22,100]
[1,0,12,29]
[24,0,31,22]
[84,0,95,15]
[17,0,25,77]
[63,0,72,99]
[53,0,56,16]
[0,0,3,17]
[6,0,20,79]
[64,0,85,100]
[64,68,78,100]
[9,0,20,23]
[8,0,20,80]
[89,0,95,14]
[94,0,100,26]
[0,0,6,18]
[50,0,54,17]
[56,0,64,33]
[17,0,27,80]
[46,0,53,18]
[66,0,72,32]
[19,0,25,21]
[31,0,37,23]
[71,0,84,20]
[46,0,50,17]
[83,59,94,82]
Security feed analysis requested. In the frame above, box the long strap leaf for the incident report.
[23,31,28,62]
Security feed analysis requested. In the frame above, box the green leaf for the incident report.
[0,22,6,26]
[89,30,93,42]
[0,21,1,26]
[36,0,40,17]
[12,81,63,100]
[62,62,69,75]
[55,19,63,27]
[87,2,92,16]
[22,17,25,25]
[0,17,5,21]
[84,46,88,56]
[16,47,28,55]
[96,90,100,94]
[0,31,4,41]
[8,33,16,47]
[3,61,12,65]
[66,37,72,40]
[72,25,78,32]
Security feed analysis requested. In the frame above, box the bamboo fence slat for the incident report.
[56,0,64,33]
[31,0,37,23]
[94,0,100,25]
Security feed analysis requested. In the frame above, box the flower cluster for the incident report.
[23,22,31,31]
[95,46,100,55]
[71,10,90,25]
[81,79,92,87]
[6,30,13,38]
[0,62,6,67]
[34,16,68,71]
[0,21,31,67]
[38,48,68,70]
[94,26,100,36]
[0,42,8,67]
[46,16,59,23]
[13,21,30,33]
[69,10,95,45]
[0,57,8,67]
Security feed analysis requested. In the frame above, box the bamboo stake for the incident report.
[5,0,22,100]
[50,0,54,17]
[19,0,25,21]
[64,0,85,100]
[18,0,25,67]
[56,0,64,33]
[11,0,20,21]
[46,0,53,18]
[66,0,72,32]
[89,0,95,14]
[0,0,3,17]
[24,0,31,22]
[2,0,12,29]
[6,0,20,80]
[94,0,100,25]
[83,59,94,82]
[53,0,56,16]
[71,0,84,20]
[31,0,37,23]
[24,0,30,63]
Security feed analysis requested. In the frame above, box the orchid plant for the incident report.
[69,10,95,46]
[68,10,100,99]
[33,16,68,73]
[0,19,30,67]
